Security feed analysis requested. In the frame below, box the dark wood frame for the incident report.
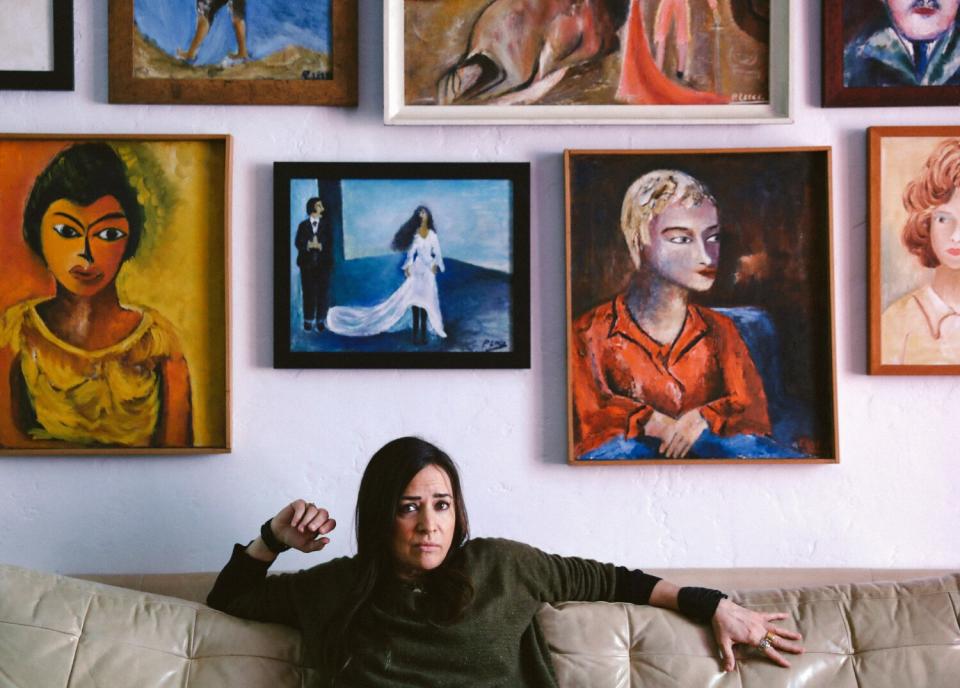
[0,133,232,456]
[868,126,960,374]
[0,0,73,91]
[823,1,960,107]
[274,162,531,369]
[564,148,839,466]
[108,0,356,105]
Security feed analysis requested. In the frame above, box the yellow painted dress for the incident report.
[0,300,184,446]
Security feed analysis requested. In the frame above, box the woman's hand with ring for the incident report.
[711,598,804,672]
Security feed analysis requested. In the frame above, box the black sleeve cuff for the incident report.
[613,566,662,605]
[206,543,272,610]
[677,586,728,624]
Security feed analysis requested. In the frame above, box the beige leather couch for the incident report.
[1,564,958,687]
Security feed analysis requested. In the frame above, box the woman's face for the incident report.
[930,189,960,270]
[640,198,720,292]
[886,0,960,42]
[391,464,456,579]
[40,195,130,297]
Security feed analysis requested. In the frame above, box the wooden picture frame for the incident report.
[0,134,231,455]
[824,1,960,107]
[108,0,357,105]
[0,0,73,92]
[565,148,838,465]
[385,0,791,125]
[274,162,530,369]
[869,126,960,374]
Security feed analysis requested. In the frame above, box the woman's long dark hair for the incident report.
[390,206,436,252]
[326,436,473,675]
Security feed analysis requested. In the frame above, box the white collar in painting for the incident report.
[914,284,960,339]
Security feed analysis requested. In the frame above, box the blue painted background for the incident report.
[135,0,331,65]
[340,179,513,272]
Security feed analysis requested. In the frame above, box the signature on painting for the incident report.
[482,338,507,352]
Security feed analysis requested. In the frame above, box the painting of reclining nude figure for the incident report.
[273,163,530,369]
[565,149,838,464]
[403,0,771,106]
[0,136,230,455]
[132,0,332,80]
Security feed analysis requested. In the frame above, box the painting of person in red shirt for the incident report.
[571,169,787,460]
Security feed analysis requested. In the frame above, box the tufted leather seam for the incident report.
[948,591,960,629]
[183,609,197,688]
[624,602,633,688]
[556,643,960,659]
[0,619,79,635]
[835,598,862,688]
[742,587,959,604]
[63,590,94,688]
[837,642,960,654]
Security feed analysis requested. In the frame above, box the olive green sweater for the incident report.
[208,537,618,687]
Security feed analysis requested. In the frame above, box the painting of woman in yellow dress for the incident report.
[0,138,228,453]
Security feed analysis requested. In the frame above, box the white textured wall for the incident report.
[0,2,957,575]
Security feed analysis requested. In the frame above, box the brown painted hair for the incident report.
[902,139,960,268]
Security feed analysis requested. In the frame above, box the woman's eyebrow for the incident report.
[51,211,127,228]
[660,224,720,233]
[400,492,452,500]
[51,211,83,226]
[89,212,127,227]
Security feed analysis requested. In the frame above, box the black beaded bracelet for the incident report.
[677,586,728,624]
[260,519,290,554]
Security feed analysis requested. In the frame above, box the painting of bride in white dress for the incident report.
[275,163,530,368]
[326,206,447,343]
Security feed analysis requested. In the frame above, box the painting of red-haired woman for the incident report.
[871,127,960,373]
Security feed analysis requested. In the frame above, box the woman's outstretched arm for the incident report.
[618,574,804,672]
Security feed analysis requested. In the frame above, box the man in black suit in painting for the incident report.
[295,197,333,331]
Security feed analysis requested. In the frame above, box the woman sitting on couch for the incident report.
[208,436,803,685]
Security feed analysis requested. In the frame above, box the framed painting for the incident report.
[274,162,530,369]
[565,148,838,465]
[385,0,790,124]
[108,0,357,105]
[824,0,960,106]
[0,0,73,91]
[0,135,231,455]
[869,127,960,374]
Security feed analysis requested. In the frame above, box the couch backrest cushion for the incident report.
[4,564,959,687]
[537,572,960,688]
[0,564,312,688]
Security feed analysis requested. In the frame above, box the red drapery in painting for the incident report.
[616,0,727,105]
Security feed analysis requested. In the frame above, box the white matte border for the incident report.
[0,0,54,72]
[385,0,791,125]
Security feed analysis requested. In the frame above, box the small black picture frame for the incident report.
[274,162,530,369]
[0,0,74,92]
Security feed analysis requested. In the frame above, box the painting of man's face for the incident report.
[885,0,960,41]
